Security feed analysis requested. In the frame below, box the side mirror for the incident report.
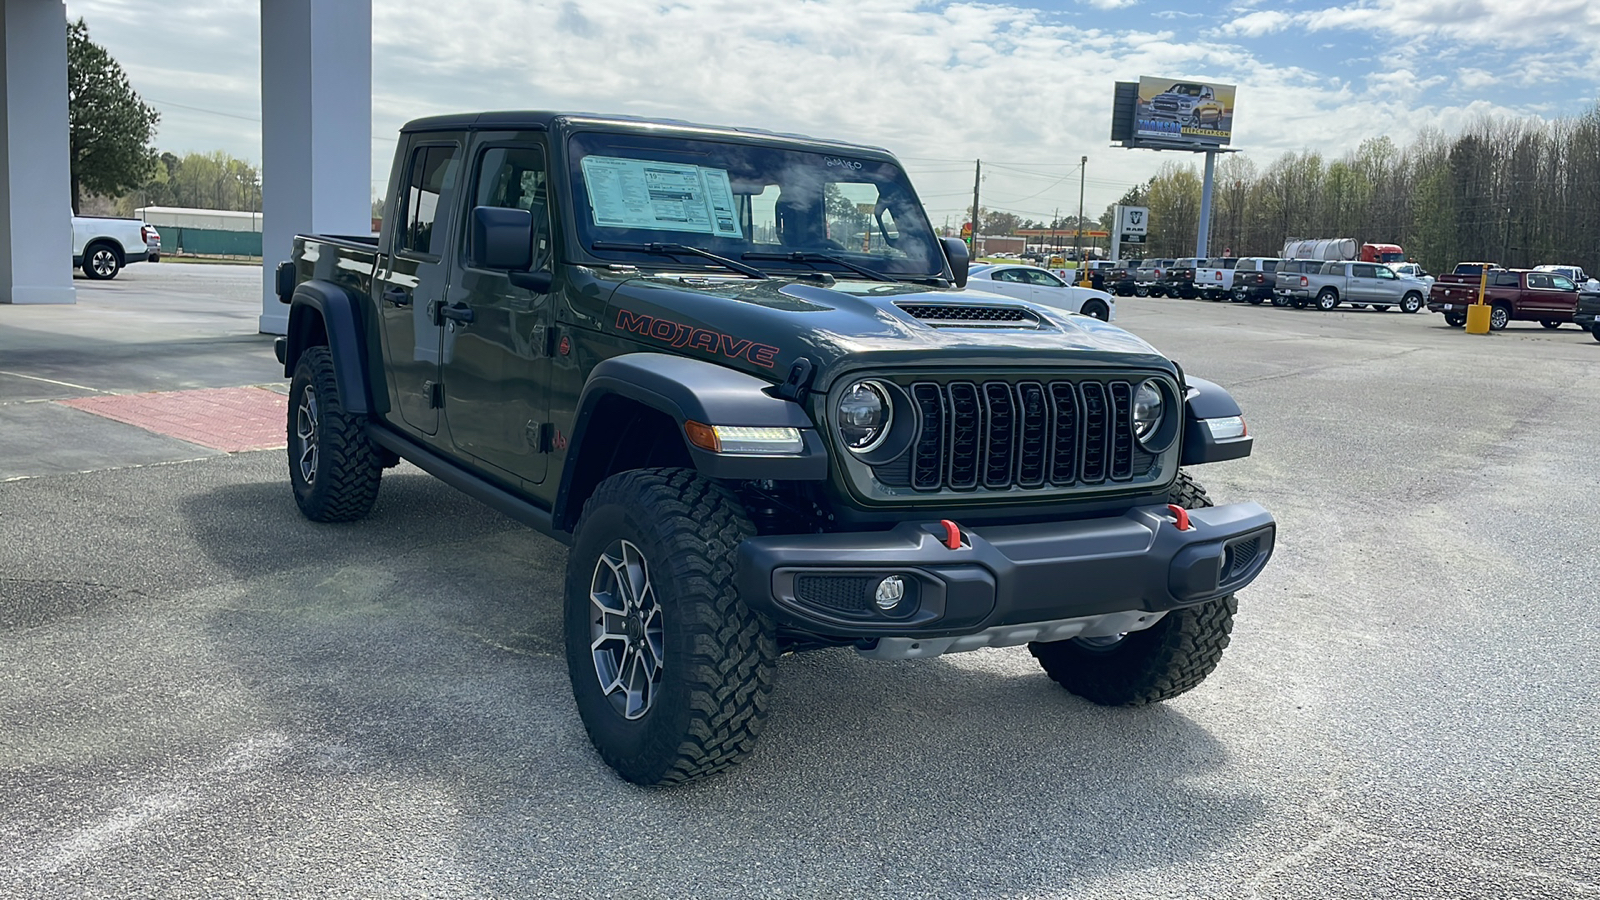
[469,205,533,271]
[941,237,969,288]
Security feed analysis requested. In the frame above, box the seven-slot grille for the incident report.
[902,378,1151,492]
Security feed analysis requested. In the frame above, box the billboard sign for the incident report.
[1135,77,1236,146]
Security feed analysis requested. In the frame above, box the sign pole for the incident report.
[1196,149,1216,259]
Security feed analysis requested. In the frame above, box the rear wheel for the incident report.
[1490,303,1511,330]
[1081,299,1110,321]
[1444,311,1467,327]
[287,346,382,522]
[1316,289,1339,311]
[1592,325,1600,343]
[1134,285,1149,297]
[1540,319,1561,329]
[1029,472,1236,706]
[82,242,122,280]
[564,468,776,785]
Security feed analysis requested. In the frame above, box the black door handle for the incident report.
[382,287,410,307]
[439,303,475,324]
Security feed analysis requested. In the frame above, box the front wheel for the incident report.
[287,346,382,522]
[1081,299,1110,321]
[564,468,776,786]
[1029,472,1235,706]
[1401,292,1424,314]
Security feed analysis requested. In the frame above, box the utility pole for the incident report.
[970,159,982,256]
[1075,155,1087,270]
[1502,206,1512,265]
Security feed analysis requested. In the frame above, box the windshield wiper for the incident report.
[742,250,897,283]
[591,241,768,280]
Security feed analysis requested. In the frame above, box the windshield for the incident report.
[1168,84,1204,96]
[567,131,942,280]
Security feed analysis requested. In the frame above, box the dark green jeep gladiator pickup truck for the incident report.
[274,111,1276,786]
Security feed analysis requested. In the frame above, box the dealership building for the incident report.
[0,0,371,334]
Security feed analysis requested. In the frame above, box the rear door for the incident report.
[439,136,557,484]
[374,135,466,437]
[979,267,1035,301]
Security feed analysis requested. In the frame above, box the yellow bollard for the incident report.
[1465,303,1491,333]
[1464,266,1491,334]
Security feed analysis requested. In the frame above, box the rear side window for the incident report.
[1353,264,1378,278]
[399,144,461,256]
[1493,272,1519,287]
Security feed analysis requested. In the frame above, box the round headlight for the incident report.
[837,380,892,453]
[1133,379,1164,444]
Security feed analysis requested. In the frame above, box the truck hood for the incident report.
[598,272,1172,390]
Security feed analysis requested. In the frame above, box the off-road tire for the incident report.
[1028,472,1236,706]
[564,467,776,786]
[82,242,122,280]
[1316,288,1339,311]
[1081,299,1110,321]
[1401,292,1424,314]
[287,346,382,522]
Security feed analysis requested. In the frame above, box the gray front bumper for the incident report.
[736,502,1275,642]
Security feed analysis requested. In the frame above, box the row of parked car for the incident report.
[1093,255,1600,340]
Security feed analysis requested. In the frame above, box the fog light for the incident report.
[874,575,905,610]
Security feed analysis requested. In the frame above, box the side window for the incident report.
[1493,272,1519,287]
[1353,264,1377,278]
[399,144,461,256]
[1552,275,1575,290]
[1527,273,1551,289]
[472,144,552,270]
[1375,267,1396,280]
[1026,269,1066,287]
[992,269,1022,283]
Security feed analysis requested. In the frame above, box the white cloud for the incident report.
[1215,10,1292,37]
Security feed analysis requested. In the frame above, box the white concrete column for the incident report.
[259,0,371,334]
[0,0,75,305]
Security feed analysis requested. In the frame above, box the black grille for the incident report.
[794,574,880,615]
[896,378,1154,493]
[897,303,1040,326]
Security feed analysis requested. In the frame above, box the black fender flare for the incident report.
[1181,376,1252,466]
[281,280,373,416]
[554,353,828,530]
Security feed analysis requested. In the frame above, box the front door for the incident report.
[375,138,465,437]
[440,139,556,484]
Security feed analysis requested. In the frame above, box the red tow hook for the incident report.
[939,519,963,550]
[1166,504,1193,531]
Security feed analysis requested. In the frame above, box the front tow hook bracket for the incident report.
[1166,504,1193,531]
[938,519,963,550]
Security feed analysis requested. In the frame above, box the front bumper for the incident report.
[736,502,1275,646]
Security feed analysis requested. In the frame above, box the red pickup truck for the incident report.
[1426,268,1579,330]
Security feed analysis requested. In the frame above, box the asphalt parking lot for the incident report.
[2,265,1597,898]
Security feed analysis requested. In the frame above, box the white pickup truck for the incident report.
[72,215,160,280]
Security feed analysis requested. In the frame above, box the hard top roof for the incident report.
[398,111,893,155]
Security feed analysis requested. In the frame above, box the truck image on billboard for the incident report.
[1136,77,1236,146]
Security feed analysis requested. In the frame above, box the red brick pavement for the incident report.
[59,387,288,453]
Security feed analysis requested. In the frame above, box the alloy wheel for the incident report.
[295,386,319,485]
[589,539,664,720]
[91,249,117,277]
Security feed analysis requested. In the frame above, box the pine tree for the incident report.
[66,18,159,214]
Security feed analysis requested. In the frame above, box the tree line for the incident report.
[1111,105,1600,275]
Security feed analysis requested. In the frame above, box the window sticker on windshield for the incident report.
[581,156,742,238]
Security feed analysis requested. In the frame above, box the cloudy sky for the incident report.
[67,0,1600,228]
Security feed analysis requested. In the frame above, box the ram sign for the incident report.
[1135,77,1236,147]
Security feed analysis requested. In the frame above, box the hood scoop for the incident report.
[894,301,1044,329]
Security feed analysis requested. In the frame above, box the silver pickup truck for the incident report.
[1296,261,1429,313]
